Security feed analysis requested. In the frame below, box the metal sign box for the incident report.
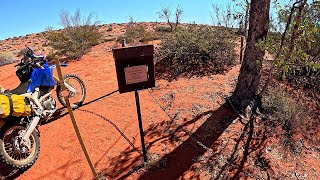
[113,44,155,93]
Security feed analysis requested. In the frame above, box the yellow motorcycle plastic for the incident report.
[0,94,31,118]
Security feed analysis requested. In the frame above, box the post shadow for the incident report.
[43,89,119,125]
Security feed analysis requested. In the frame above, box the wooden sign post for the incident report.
[54,59,99,179]
[113,44,155,163]
[0,84,5,93]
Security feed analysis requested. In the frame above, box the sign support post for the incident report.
[113,43,155,164]
[134,90,148,163]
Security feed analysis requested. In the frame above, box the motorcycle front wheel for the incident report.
[0,124,40,169]
[56,74,86,109]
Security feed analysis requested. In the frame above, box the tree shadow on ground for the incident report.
[139,107,278,179]
[98,102,280,179]
[76,109,141,167]
[212,117,272,179]
[97,103,238,179]
[69,108,148,180]
[43,89,119,125]
[96,108,216,179]
[138,103,237,180]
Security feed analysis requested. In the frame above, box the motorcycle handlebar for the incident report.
[15,46,46,69]
[24,46,44,59]
[33,62,44,69]
[14,63,21,67]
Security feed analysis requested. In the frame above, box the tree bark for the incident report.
[244,0,250,40]
[232,0,270,110]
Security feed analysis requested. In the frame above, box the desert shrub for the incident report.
[117,23,157,45]
[45,9,102,59]
[116,35,128,43]
[42,42,49,47]
[45,50,56,61]
[155,25,237,80]
[106,26,113,31]
[154,26,172,32]
[18,48,28,56]
[139,31,159,43]
[0,52,16,66]
[127,24,145,38]
[103,36,117,42]
[121,23,146,44]
[263,87,303,125]
[263,86,307,153]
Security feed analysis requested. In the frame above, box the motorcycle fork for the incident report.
[22,116,40,143]
[22,90,52,142]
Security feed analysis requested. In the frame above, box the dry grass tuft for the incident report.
[0,52,16,66]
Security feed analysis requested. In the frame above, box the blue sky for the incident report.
[0,0,291,40]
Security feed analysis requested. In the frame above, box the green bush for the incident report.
[155,25,237,80]
[0,52,16,66]
[46,26,101,59]
[286,60,320,96]
[45,9,102,59]
[264,3,320,97]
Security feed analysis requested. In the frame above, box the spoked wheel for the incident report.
[56,74,86,109]
[0,125,40,169]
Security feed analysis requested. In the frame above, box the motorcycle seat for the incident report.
[7,82,29,95]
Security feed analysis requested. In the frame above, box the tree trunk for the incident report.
[232,0,270,111]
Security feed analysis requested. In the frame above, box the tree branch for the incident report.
[259,0,306,97]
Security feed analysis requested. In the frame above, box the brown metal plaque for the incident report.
[113,44,155,93]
